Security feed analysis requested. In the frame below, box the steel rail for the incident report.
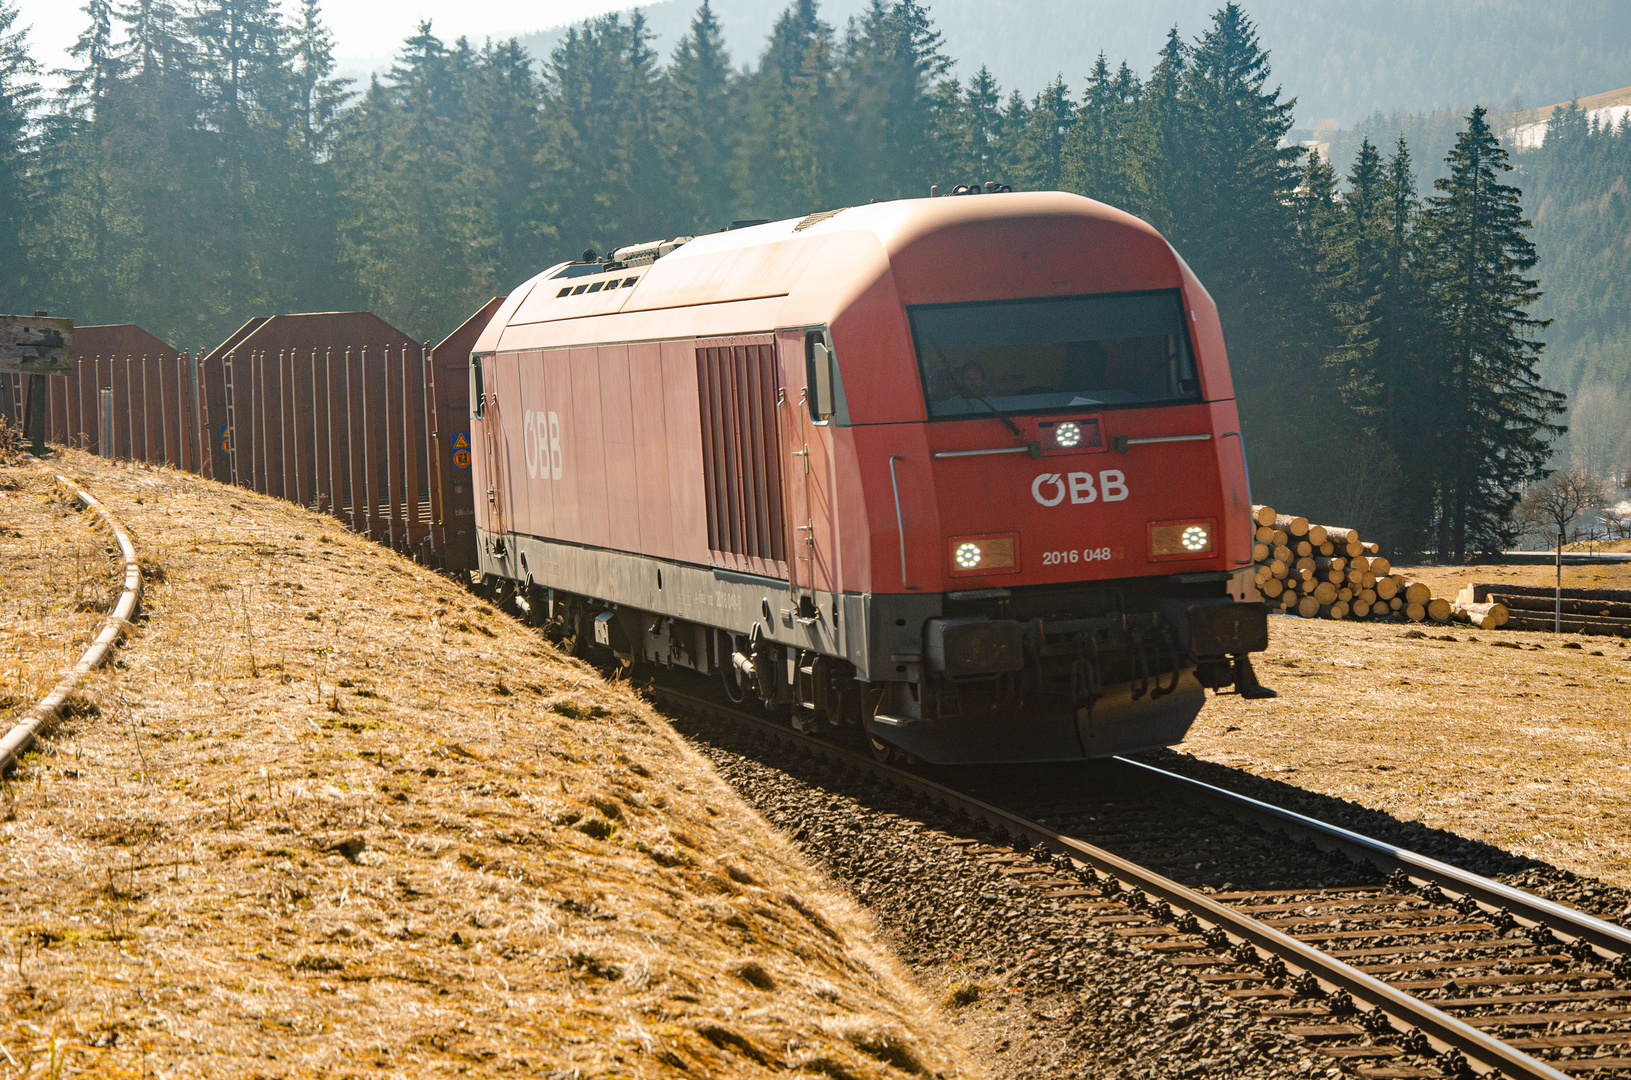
[1116,756,1631,957]
[2,459,143,772]
[653,683,1570,1080]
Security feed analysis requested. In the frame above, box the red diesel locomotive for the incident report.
[469,190,1272,763]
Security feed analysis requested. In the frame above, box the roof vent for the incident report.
[793,207,846,232]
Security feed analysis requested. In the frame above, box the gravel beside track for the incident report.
[675,709,1328,1080]
[668,686,1631,1079]
[1133,749,1631,928]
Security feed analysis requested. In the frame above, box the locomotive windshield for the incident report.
[908,289,1201,418]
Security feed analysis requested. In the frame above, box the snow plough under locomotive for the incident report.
[468,190,1272,764]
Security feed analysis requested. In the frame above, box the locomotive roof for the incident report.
[474,191,1182,355]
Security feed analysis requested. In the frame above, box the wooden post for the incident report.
[1556,531,1563,635]
[24,376,46,455]
[1,313,73,456]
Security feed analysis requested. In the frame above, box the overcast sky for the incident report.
[12,0,631,76]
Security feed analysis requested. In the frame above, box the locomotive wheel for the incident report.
[548,601,589,658]
[867,725,920,766]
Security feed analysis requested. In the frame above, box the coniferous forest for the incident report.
[1,0,1621,558]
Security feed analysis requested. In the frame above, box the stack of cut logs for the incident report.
[1250,505,1508,627]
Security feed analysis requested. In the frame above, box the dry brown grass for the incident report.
[0,463,122,725]
[1189,567,1631,889]
[0,450,979,1080]
[1400,559,1631,598]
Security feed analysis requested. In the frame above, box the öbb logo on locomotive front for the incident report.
[1030,470,1129,506]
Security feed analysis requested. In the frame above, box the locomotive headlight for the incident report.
[1149,519,1216,559]
[1055,421,1082,448]
[948,533,1019,575]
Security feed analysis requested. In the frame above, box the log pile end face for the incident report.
[1252,504,1445,625]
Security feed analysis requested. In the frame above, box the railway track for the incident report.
[3,458,143,772]
[649,678,1631,1080]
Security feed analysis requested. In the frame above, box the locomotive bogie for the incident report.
[471,192,1271,763]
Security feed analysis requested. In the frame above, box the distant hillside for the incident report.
[518,0,1631,127]
[1510,85,1631,148]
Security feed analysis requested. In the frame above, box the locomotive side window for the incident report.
[470,356,485,419]
[908,289,1201,418]
[806,331,835,422]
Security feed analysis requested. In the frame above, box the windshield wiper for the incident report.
[942,367,1040,457]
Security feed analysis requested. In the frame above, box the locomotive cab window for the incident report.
[470,356,485,419]
[805,331,836,423]
[908,289,1201,419]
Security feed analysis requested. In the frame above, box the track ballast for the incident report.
[651,674,1631,1080]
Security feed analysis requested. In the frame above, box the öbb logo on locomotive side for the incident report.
[1031,470,1129,507]
[523,410,563,481]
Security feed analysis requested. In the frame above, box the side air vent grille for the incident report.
[696,343,787,568]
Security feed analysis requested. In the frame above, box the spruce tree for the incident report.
[474,38,548,276]
[1009,76,1071,190]
[1061,54,1144,212]
[539,13,667,253]
[0,0,36,310]
[661,2,736,233]
[734,0,837,220]
[1293,146,1341,341]
[941,65,1002,185]
[292,0,347,155]
[991,87,1029,182]
[1419,105,1565,558]
[1137,26,1188,233]
[337,24,494,337]
[60,0,119,112]
[837,0,948,203]
[1317,140,1384,423]
[1171,4,1314,510]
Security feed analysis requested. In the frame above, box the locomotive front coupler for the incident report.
[1025,611,1182,706]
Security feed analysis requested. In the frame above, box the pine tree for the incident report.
[292,0,347,155]
[1061,54,1145,212]
[540,12,668,254]
[1293,146,1340,333]
[118,0,188,81]
[0,0,37,310]
[837,0,948,203]
[950,65,1003,184]
[1172,4,1300,274]
[1009,76,1071,190]
[60,0,118,113]
[1170,5,1317,510]
[474,38,548,276]
[661,2,736,233]
[991,87,1028,181]
[338,24,494,336]
[734,0,838,219]
[1138,26,1188,232]
[1419,105,1565,558]
[1337,137,1386,385]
